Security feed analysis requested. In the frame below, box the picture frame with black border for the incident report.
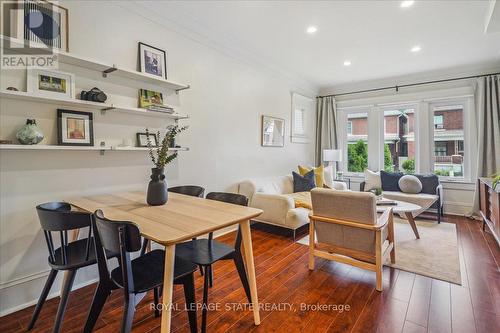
[138,42,167,79]
[136,132,158,147]
[57,109,94,146]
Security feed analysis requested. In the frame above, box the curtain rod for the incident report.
[317,71,500,98]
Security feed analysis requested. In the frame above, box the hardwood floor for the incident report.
[2,215,499,333]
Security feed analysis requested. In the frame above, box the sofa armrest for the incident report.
[331,181,348,191]
[436,184,444,207]
[251,193,295,225]
[359,181,366,192]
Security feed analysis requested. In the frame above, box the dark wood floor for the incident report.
[2,215,499,333]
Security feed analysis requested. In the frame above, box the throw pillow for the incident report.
[323,165,335,189]
[364,169,381,191]
[298,165,324,188]
[416,174,440,195]
[380,170,404,191]
[292,170,316,193]
[398,175,422,194]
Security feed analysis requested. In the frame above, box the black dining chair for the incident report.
[175,192,252,333]
[84,210,198,333]
[29,202,110,333]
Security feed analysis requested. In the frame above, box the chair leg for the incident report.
[121,295,136,333]
[438,208,441,224]
[140,238,149,256]
[201,265,210,333]
[182,275,197,333]
[208,264,214,288]
[199,264,204,276]
[233,252,252,303]
[83,282,111,333]
[153,287,160,318]
[27,269,58,330]
[53,269,77,333]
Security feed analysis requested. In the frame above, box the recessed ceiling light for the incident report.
[411,45,421,52]
[343,60,352,66]
[306,26,318,34]
[401,1,415,8]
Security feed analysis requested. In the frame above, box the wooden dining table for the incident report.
[66,190,263,333]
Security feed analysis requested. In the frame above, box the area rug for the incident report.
[297,218,462,285]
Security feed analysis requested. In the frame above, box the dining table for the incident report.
[66,190,263,333]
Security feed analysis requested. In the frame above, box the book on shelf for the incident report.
[146,104,174,113]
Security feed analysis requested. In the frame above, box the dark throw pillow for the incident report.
[416,174,440,194]
[380,170,404,191]
[292,170,316,192]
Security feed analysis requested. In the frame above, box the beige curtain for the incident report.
[472,74,500,214]
[315,96,339,166]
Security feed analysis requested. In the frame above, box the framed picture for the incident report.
[9,0,69,52]
[138,42,167,79]
[57,109,94,146]
[139,89,164,108]
[262,115,285,147]
[136,132,158,147]
[27,68,75,99]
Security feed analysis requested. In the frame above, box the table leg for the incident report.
[405,212,420,239]
[160,244,176,333]
[61,229,79,295]
[239,220,260,325]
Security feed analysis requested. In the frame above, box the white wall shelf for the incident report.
[0,36,190,92]
[0,144,189,152]
[0,90,189,120]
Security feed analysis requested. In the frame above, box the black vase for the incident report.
[147,167,168,206]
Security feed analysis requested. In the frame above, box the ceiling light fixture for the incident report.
[401,1,415,8]
[306,26,318,34]
[343,60,351,66]
[411,45,421,52]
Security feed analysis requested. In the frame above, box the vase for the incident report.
[16,119,44,145]
[147,167,168,205]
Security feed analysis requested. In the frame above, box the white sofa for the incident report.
[238,174,347,238]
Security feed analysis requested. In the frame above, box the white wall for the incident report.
[0,1,317,315]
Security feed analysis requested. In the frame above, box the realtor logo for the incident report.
[1,0,68,69]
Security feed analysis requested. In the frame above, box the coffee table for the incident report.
[377,199,421,239]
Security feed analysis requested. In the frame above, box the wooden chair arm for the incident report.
[376,207,393,229]
[309,212,387,231]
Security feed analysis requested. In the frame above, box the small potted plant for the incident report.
[145,125,188,205]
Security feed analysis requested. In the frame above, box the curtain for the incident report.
[472,74,500,214]
[315,96,339,166]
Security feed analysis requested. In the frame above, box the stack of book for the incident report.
[147,104,174,114]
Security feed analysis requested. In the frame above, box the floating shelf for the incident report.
[0,90,189,120]
[1,36,190,92]
[0,144,189,152]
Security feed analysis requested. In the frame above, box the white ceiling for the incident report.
[136,1,500,89]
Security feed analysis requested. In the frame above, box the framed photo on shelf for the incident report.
[138,42,167,79]
[27,68,75,99]
[57,109,94,146]
[9,0,69,52]
[136,132,158,147]
[139,89,164,108]
[262,115,285,147]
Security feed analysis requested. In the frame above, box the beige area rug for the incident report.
[297,218,462,285]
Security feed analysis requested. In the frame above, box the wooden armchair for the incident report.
[308,188,395,291]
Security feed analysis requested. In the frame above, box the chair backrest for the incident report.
[92,210,142,292]
[36,202,93,265]
[168,185,205,198]
[205,192,248,248]
[310,188,377,225]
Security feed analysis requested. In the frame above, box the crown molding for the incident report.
[114,2,319,95]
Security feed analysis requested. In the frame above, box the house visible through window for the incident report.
[346,112,368,173]
[347,121,352,134]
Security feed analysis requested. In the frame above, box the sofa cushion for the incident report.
[398,175,422,194]
[298,165,324,188]
[292,170,316,192]
[380,170,404,191]
[415,174,440,195]
[364,169,381,191]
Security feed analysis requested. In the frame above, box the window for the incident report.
[383,108,415,173]
[346,112,368,173]
[291,93,313,143]
[293,108,305,135]
[432,104,464,178]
